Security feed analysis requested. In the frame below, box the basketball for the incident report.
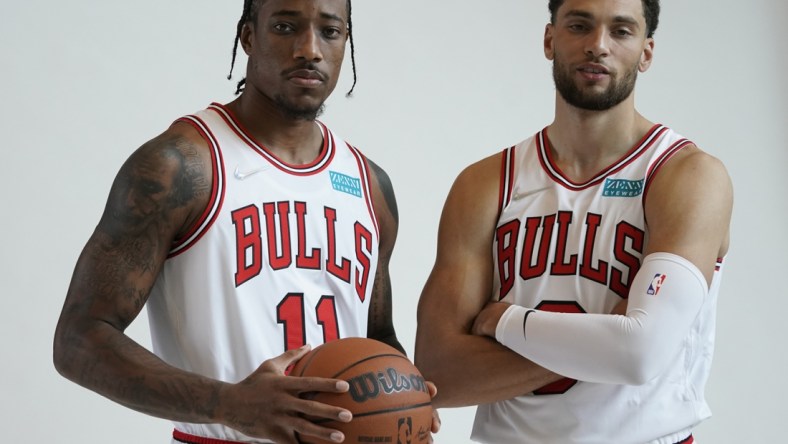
[291,337,433,444]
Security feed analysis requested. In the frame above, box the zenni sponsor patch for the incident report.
[603,178,644,197]
[330,171,362,198]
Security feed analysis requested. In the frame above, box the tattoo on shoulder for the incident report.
[96,132,211,259]
[107,133,209,227]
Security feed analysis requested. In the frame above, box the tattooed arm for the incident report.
[365,159,405,355]
[367,159,441,440]
[53,122,351,444]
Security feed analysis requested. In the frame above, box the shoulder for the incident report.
[648,143,732,200]
[448,151,506,209]
[135,120,212,161]
[437,151,507,242]
[109,121,214,239]
[644,142,732,268]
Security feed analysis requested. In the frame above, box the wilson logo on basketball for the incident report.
[348,367,429,403]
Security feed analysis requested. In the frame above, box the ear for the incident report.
[544,24,555,61]
[638,37,655,72]
[240,22,255,56]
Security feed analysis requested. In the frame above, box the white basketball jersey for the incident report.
[472,126,724,444]
[147,103,380,443]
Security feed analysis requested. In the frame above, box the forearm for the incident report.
[415,331,560,408]
[495,253,707,385]
[54,319,228,424]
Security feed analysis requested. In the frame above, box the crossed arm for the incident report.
[415,145,731,407]
[414,153,563,408]
[471,146,733,386]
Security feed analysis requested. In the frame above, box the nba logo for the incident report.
[397,417,413,444]
[647,274,667,296]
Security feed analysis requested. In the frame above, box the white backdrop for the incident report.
[2,1,786,442]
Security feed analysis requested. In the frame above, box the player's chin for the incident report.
[276,97,326,121]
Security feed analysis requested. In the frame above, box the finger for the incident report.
[470,316,485,336]
[286,375,350,395]
[295,397,353,424]
[294,416,347,444]
[278,344,312,365]
[431,408,441,433]
[425,381,438,398]
[264,345,314,375]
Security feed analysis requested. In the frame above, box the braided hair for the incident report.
[227,0,357,97]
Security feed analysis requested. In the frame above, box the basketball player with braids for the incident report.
[53,1,436,443]
[416,0,731,443]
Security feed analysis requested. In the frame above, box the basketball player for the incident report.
[415,0,731,443]
[53,1,436,443]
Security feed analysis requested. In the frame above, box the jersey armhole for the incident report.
[498,146,516,219]
[347,143,380,239]
[167,115,226,258]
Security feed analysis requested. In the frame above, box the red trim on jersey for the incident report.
[642,138,693,203]
[168,115,226,258]
[498,147,515,218]
[347,143,380,238]
[537,125,668,191]
[208,103,335,176]
[173,429,246,444]
[675,435,694,444]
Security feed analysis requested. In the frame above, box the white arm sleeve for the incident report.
[495,252,708,385]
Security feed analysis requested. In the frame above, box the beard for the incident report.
[552,54,639,111]
[273,94,326,121]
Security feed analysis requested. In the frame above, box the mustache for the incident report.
[282,63,327,80]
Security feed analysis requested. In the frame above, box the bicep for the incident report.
[644,148,732,283]
[62,125,213,330]
[417,156,502,335]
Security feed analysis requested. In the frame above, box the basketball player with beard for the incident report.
[53,1,437,443]
[415,0,731,443]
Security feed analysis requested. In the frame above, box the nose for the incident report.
[585,27,610,59]
[294,28,323,62]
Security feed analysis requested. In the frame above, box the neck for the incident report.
[546,93,653,182]
[226,90,323,165]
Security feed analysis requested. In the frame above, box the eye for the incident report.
[323,27,344,40]
[273,22,295,34]
[612,28,633,37]
[567,23,588,32]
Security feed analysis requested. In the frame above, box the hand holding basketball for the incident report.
[291,337,434,444]
[219,345,353,444]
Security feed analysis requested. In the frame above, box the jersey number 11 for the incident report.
[277,293,340,351]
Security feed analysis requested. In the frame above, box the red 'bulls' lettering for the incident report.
[294,201,321,270]
[496,211,644,299]
[231,201,374,301]
[324,207,350,283]
[263,201,292,270]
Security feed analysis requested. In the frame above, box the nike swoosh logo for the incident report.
[234,165,270,180]
[512,186,552,201]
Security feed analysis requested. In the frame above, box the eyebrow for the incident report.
[563,9,641,28]
[271,10,346,24]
